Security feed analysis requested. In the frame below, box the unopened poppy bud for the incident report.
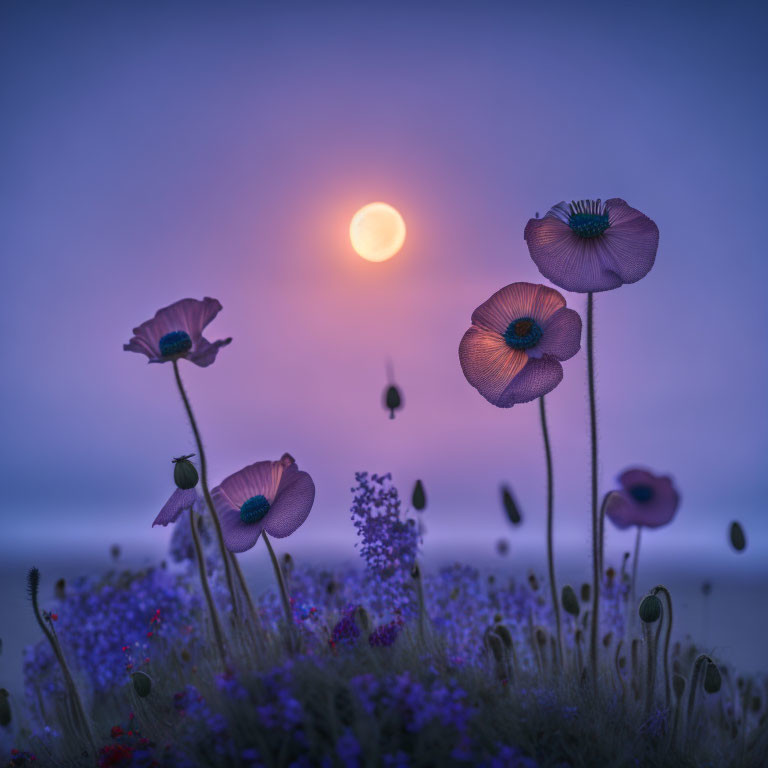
[132,671,152,697]
[673,674,686,699]
[494,624,513,649]
[384,385,402,419]
[639,595,662,623]
[729,521,746,552]
[173,455,198,490]
[704,662,722,694]
[580,583,590,602]
[0,688,10,726]
[561,585,580,617]
[412,480,427,511]
[501,485,522,525]
[484,630,504,663]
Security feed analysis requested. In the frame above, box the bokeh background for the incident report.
[1,0,766,684]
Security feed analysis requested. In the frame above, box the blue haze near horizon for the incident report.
[1,0,767,595]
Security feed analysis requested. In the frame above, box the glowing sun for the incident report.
[349,202,406,262]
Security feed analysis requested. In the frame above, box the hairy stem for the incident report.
[587,291,600,685]
[172,359,239,616]
[263,532,295,644]
[539,395,563,669]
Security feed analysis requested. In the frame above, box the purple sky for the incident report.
[1,0,767,573]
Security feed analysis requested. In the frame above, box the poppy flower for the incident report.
[153,488,198,527]
[524,199,659,293]
[459,282,581,407]
[123,297,232,367]
[604,468,680,530]
[211,453,315,553]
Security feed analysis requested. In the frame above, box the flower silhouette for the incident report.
[211,453,315,553]
[524,199,659,293]
[459,282,581,407]
[123,297,232,367]
[605,468,680,529]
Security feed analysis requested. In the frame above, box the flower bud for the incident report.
[501,485,522,525]
[673,674,686,699]
[561,585,580,617]
[411,480,427,511]
[132,671,152,698]
[494,624,513,649]
[638,594,662,623]
[173,455,199,490]
[580,583,591,602]
[704,662,722,694]
[729,521,746,552]
[384,385,402,419]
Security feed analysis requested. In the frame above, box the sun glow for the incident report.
[349,202,406,262]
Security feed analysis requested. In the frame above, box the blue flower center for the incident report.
[629,484,654,503]
[159,331,192,358]
[567,200,610,238]
[504,317,543,350]
[240,494,270,524]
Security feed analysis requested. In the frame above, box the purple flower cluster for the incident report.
[350,472,420,617]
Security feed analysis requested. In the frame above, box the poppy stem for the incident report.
[587,291,600,686]
[189,508,227,664]
[230,551,265,641]
[262,532,295,644]
[651,585,673,710]
[630,526,643,631]
[539,395,563,669]
[171,359,239,617]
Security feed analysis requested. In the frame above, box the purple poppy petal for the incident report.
[603,490,636,530]
[124,297,229,363]
[153,488,198,527]
[496,356,564,405]
[216,460,287,509]
[600,199,659,285]
[528,307,582,361]
[212,486,266,552]
[264,469,315,538]
[618,468,679,528]
[471,283,566,334]
[459,327,529,407]
[524,215,623,293]
[186,337,233,368]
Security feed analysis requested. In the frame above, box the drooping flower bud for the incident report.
[173,455,199,490]
[639,594,662,623]
[561,585,580,617]
[384,384,403,419]
[411,479,427,511]
[729,521,746,552]
[132,671,152,698]
[501,485,522,525]
[672,674,686,699]
[704,662,722,694]
[580,583,591,602]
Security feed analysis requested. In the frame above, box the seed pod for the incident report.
[673,674,686,699]
[411,480,427,511]
[501,486,522,525]
[729,521,746,552]
[580,583,591,602]
[173,455,199,490]
[384,385,402,419]
[704,662,722,694]
[561,585,580,617]
[0,688,10,727]
[638,594,662,623]
[132,671,152,698]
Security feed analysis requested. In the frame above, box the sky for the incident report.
[1,0,767,578]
